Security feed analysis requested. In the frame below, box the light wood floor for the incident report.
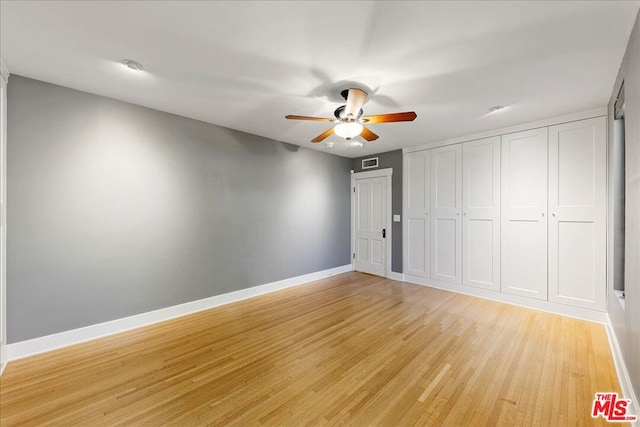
[0,272,623,426]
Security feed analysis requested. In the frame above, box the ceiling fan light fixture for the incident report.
[334,122,363,139]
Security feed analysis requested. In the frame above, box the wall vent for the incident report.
[362,157,379,169]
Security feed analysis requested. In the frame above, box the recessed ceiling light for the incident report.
[349,140,364,148]
[488,105,505,113]
[324,141,335,149]
[121,59,143,71]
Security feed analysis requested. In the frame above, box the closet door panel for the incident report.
[404,151,430,277]
[431,145,462,283]
[435,218,457,278]
[466,219,494,284]
[501,129,548,300]
[407,218,427,274]
[463,136,500,290]
[407,152,427,212]
[548,117,606,311]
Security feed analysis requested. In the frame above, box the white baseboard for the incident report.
[605,315,640,421]
[0,344,6,374]
[388,271,405,281]
[402,274,608,324]
[7,264,353,362]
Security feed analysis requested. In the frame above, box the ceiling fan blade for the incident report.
[285,115,332,122]
[311,127,335,143]
[362,111,417,124]
[361,127,379,142]
[344,88,368,119]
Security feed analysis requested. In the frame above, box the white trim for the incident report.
[403,108,608,154]
[351,168,393,279]
[388,271,405,282]
[402,154,409,277]
[6,264,353,361]
[605,315,640,420]
[0,60,6,375]
[351,168,393,180]
[402,274,608,324]
[0,60,8,83]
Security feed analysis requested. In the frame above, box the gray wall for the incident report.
[7,76,351,343]
[352,150,402,273]
[607,11,640,401]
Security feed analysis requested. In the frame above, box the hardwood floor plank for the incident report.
[0,272,624,426]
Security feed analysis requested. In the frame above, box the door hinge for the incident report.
[353,187,356,193]
[353,253,356,259]
[382,228,386,238]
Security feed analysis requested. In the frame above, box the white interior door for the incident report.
[548,117,606,311]
[463,136,501,291]
[354,175,387,277]
[501,128,548,300]
[404,151,430,278]
[430,145,462,284]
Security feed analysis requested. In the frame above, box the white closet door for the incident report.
[548,117,606,311]
[404,151,430,277]
[501,128,548,300]
[463,136,500,291]
[430,145,462,284]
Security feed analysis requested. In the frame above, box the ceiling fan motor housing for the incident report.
[334,105,364,121]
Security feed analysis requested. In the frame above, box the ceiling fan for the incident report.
[285,88,417,143]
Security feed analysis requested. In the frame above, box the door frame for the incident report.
[0,59,8,375]
[351,168,393,278]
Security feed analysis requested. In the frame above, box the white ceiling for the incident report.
[1,1,638,158]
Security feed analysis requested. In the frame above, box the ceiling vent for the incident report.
[362,157,379,169]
